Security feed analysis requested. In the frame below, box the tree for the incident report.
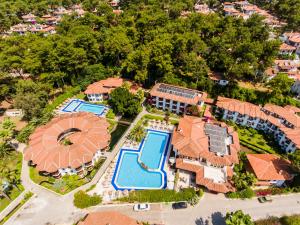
[109,87,142,118]
[232,171,257,191]
[267,73,294,96]
[225,210,254,225]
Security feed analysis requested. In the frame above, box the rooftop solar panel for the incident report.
[204,124,228,155]
[158,84,197,99]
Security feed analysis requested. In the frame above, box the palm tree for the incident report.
[0,179,11,200]
[1,168,21,191]
[0,142,12,158]
[225,210,254,225]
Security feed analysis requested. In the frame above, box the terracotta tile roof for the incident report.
[176,159,235,193]
[264,104,300,128]
[84,77,124,95]
[150,83,207,105]
[78,211,139,225]
[24,112,110,173]
[216,96,267,119]
[280,43,296,51]
[172,116,240,166]
[274,60,300,70]
[247,154,294,181]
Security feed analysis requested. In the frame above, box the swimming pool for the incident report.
[61,99,107,116]
[112,130,171,190]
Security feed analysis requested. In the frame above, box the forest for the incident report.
[0,0,298,127]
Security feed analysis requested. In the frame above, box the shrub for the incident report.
[106,109,116,119]
[280,215,300,225]
[73,191,102,209]
[117,188,197,203]
[227,188,255,199]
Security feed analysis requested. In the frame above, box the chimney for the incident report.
[279,170,283,175]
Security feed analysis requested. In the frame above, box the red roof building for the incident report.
[247,154,294,186]
[149,83,207,114]
[84,77,124,102]
[172,116,240,193]
[78,211,140,225]
[216,96,300,153]
[24,112,110,178]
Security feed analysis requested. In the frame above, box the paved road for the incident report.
[88,192,300,225]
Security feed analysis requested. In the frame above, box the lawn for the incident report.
[142,114,179,125]
[236,126,281,155]
[109,123,129,151]
[0,151,24,212]
[29,158,106,195]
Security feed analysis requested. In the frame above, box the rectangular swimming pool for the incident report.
[61,99,107,116]
[112,130,171,190]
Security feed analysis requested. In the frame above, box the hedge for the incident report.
[226,188,255,199]
[117,188,198,203]
[73,191,102,209]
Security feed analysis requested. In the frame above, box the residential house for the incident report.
[279,43,297,55]
[194,3,212,14]
[22,13,36,23]
[282,32,300,55]
[149,83,207,114]
[84,77,124,102]
[216,96,300,153]
[247,154,294,187]
[172,116,240,193]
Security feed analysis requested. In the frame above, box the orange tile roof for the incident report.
[150,83,207,105]
[78,211,139,225]
[84,77,124,95]
[24,112,110,173]
[280,43,296,51]
[216,96,267,119]
[176,159,235,193]
[264,104,300,128]
[172,116,240,166]
[247,154,294,181]
[274,60,300,70]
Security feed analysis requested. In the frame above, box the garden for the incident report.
[29,158,106,194]
[116,188,203,205]
[230,123,282,155]
[0,151,24,212]
[0,118,24,212]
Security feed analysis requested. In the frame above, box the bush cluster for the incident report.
[117,188,198,203]
[73,191,102,209]
[226,188,255,199]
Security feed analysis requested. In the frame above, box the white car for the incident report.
[133,203,150,211]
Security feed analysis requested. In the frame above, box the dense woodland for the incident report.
[0,0,298,127]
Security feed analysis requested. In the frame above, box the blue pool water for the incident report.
[77,103,106,115]
[112,130,170,190]
[115,152,163,188]
[62,99,107,116]
[139,131,168,169]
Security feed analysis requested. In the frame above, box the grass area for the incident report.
[235,125,281,155]
[142,114,179,125]
[0,151,24,213]
[146,106,180,119]
[0,192,33,225]
[29,158,106,195]
[109,123,129,151]
[116,188,199,203]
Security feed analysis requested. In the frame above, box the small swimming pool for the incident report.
[61,99,107,116]
[112,130,171,190]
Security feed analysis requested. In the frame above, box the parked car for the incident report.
[172,201,188,209]
[258,196,272,203]
[133,203,150,211]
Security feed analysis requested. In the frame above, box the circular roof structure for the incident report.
[24,112,111,173]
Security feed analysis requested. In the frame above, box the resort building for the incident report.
[149,83,207,114]
[172,116,240,193]
[78,211,140,225]
[247,154,294,187]
[216,96,300,153]
[24,112,110,178]
[84,77,124,102]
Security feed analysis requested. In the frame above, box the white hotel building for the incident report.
[216,97,300,153]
